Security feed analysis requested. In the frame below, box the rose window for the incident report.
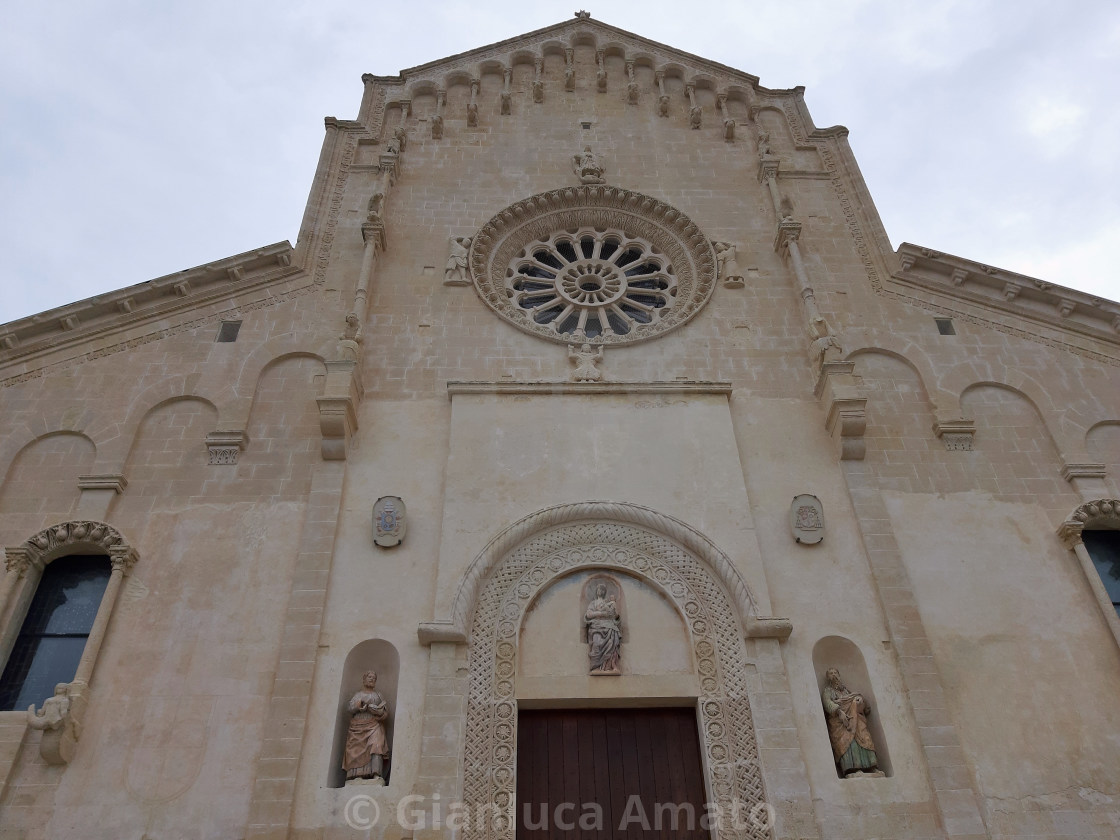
[511,229,676,339]
[468,185,717,346]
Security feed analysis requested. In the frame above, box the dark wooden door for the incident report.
[516,707,710,840]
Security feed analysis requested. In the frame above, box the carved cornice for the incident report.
[895,242,1120,349]
[1058,499,1120,548]
[0,242,297,365]
[7,521,134,569]
[447,381,732,398]
[206,431,249,466]
[469,185,717,346]
[773,219,802,254]
[1061,463,1108,482]
[933,418,976,451]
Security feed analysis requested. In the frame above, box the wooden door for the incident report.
[516,707,710,840]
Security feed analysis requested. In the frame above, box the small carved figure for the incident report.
[780,196,795,221]
[756,129,771,157]
[689,105,702,129]
[568,343,604,381]
[565,67,575,91]
[575,9,590,20]
[627,81,640,105]
[344,671,391,783]
[444,236,472,286]
[500,91,512,115]
[467,102,478,127]
[597,68,607,92]
[713,241,744,288]
[337,312,363,361]
[393,125,408,153]
[585,583,621,675]
[573,146,605,185]
[807,316,842,364]
[431,114,443,139]
[658,94,670,117]
[821,668,883,777]
[532,79,544,103]
[367,192,385,223]
[27,684,70,731]
[723,117,735,141]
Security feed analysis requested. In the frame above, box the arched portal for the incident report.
[458,503,774,840]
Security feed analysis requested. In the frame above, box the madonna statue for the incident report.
[585,583,622,675]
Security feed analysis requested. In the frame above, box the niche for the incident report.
[327,639,400,788]
[811,635,891,777]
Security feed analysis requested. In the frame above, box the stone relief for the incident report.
[713,241,745,288]
[573,146,605,185]
[756,129,771,158]
[790,494,824,544]
[585,580,622,674]
[821,668,883,777]
[444,236,472,286]
[27,683,71,732]
[344,671,391,785]
[373,496,406,547]
[568,343,604,381]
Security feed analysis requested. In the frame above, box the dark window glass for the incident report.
[1083,530,1120,618]
[935,318,956,335]
[0,555,111,710]
[216,320,242,342]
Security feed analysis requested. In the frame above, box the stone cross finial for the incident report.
[575,10,590,19]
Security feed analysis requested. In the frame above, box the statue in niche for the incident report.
[344,671,391,784]
[431,114,444,139]
[585,583,622,675]
[821,667,883,777]
[713,241,744,288]
[444,236,472,286]
[627,81,640,105]
[573,146,605,185]
[658,94,670,117]
[689,105,702,129]
[532,79,544,103]
[467,101,479,127]
[568,343,603,381]
[27,683,70,731]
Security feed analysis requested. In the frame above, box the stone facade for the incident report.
[1,14,1119,840]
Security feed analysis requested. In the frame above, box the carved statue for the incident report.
[713,241,744,288]
[568,343,603,381]
[573,146,605,185]
[532,79,544,103]
[467,101,478,127]
[585,583,621,674]
[367,192,385,223]
[689,105,702,129]
[821,668,882,777]
[565,67,575,91]
[337,312,363,361]
[444,236,472,286]
[756,129,771,158]
[723,117,735,141]
[344,671,390,784]
[500,91,512,115]
[780,196,795,221]
[627,81,640,105]
[658,94,670,117]
[27,683,70,731]
[393,125,408,153]
[431,114,444,139]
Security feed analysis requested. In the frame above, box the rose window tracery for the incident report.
[512,228,676,339]
[469,185,717,345]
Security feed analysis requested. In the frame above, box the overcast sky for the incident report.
[1,0,1117,323]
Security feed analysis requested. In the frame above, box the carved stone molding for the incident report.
[77,474,128,493]
[452,510,778,840]
[468,185,717,346]
[317,359,363,460]
[206,431,249,465]
[1057,498,1120,548]
[1060,463,1107,482]
[933,418,976,451]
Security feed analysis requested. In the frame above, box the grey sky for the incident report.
[1,0,1117,323]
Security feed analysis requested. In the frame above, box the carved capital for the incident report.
[361,219,386,251]
[108,544,139,575]
[4,546,39,578]
[206,430,249,465]
[933,417,976,451]
[773,219,802,254]
[758,158,779,184]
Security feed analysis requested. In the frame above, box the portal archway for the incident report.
[459,504,774,840]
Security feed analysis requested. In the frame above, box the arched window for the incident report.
[1082,530,1120,618]
[0,555,111,710]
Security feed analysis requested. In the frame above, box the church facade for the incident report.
[0,14,1119,840]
